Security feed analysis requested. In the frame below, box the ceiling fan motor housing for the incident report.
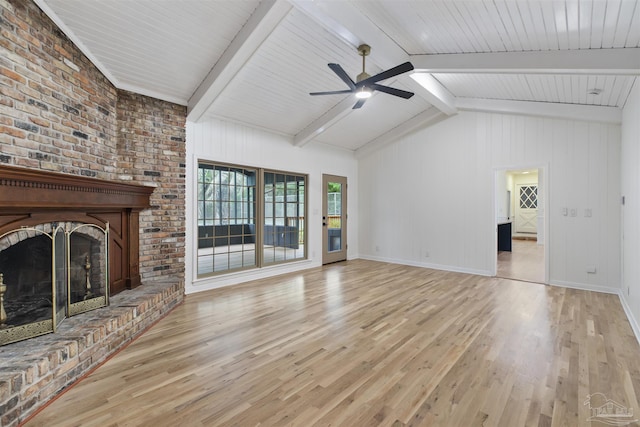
[357,44,371,56]
[357,72,370,82]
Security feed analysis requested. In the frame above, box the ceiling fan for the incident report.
[310,44,415,109]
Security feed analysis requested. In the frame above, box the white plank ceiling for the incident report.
[353,0,640,53]
[37,0,261,105]
[35,0,640,153]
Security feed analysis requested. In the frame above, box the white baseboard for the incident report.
[618,292,640,346]
[358,254,493,277]
[186,259,317,294]
[550,280,639,345]
[549,279,620,295]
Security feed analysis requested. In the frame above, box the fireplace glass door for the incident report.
[67,223,109,316]
[54,226,67,329]
[0,228,53,345]
[0,222,109,346]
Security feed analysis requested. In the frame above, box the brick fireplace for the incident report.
[0,164,155,345]
[0,165,184,426]
[0,1,187,424]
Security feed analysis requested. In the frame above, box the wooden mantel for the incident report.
[0,164,155,294]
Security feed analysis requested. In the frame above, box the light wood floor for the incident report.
[497,239,545,283]
[25,260,640,427]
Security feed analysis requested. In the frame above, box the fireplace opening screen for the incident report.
[0,222,109,346]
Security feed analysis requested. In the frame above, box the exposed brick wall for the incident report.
[0,0,118,179]
[117,90,186,280]
[0,0,186,281]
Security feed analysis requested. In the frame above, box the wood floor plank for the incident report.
[23,260,640,427]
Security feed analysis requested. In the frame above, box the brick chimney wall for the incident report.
[0,0,186,281]
[117,91,186,280]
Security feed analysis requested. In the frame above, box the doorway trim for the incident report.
[492,163,550,284]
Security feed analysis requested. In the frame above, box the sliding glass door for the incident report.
[263,172,306,265]
[197,162,306,277]
[197,163,257,275]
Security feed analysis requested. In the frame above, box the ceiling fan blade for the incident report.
[310,90,354,96]
[328,63,356,90]
[352,98,367,109]
[358,62,414,86]
[371,84,414,99]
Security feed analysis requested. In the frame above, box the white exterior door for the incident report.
[515,184,537,234]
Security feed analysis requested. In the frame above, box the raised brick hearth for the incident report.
[0,277,183,426]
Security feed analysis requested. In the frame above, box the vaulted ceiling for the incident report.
[36,0,640,156]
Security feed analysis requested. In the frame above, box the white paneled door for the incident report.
[515,184,538,234]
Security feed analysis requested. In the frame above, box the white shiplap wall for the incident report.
[621,78,640,339]
[358,111,621,292]
[185,118,359,294]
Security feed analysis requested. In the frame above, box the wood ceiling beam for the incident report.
[293,96,354,147]
[187,0,292,123]
[290,0,458,147]
[409,74,458,116]
[455,98,622,124]
[355,107,446,159]
[411,49,640,75]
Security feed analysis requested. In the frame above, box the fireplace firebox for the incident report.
[0,165,153,345]
[0,222,109,345]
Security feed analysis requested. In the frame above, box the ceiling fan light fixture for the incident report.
[355,87,372,99]
[309,44,414,109]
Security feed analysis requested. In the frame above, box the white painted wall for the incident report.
[358,111,621,292]
[621,78,640,339]
[495,170,508,223]
[185,118,358,294]
[506,173,514,220]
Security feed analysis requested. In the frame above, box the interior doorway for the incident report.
[322,174,347,264]
[494,167,548,283]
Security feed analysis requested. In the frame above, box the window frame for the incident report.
[196,160,307,278]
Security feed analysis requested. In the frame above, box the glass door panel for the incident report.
[67,223,109,316]
[322,174,347,264]
[53,226,67,329]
